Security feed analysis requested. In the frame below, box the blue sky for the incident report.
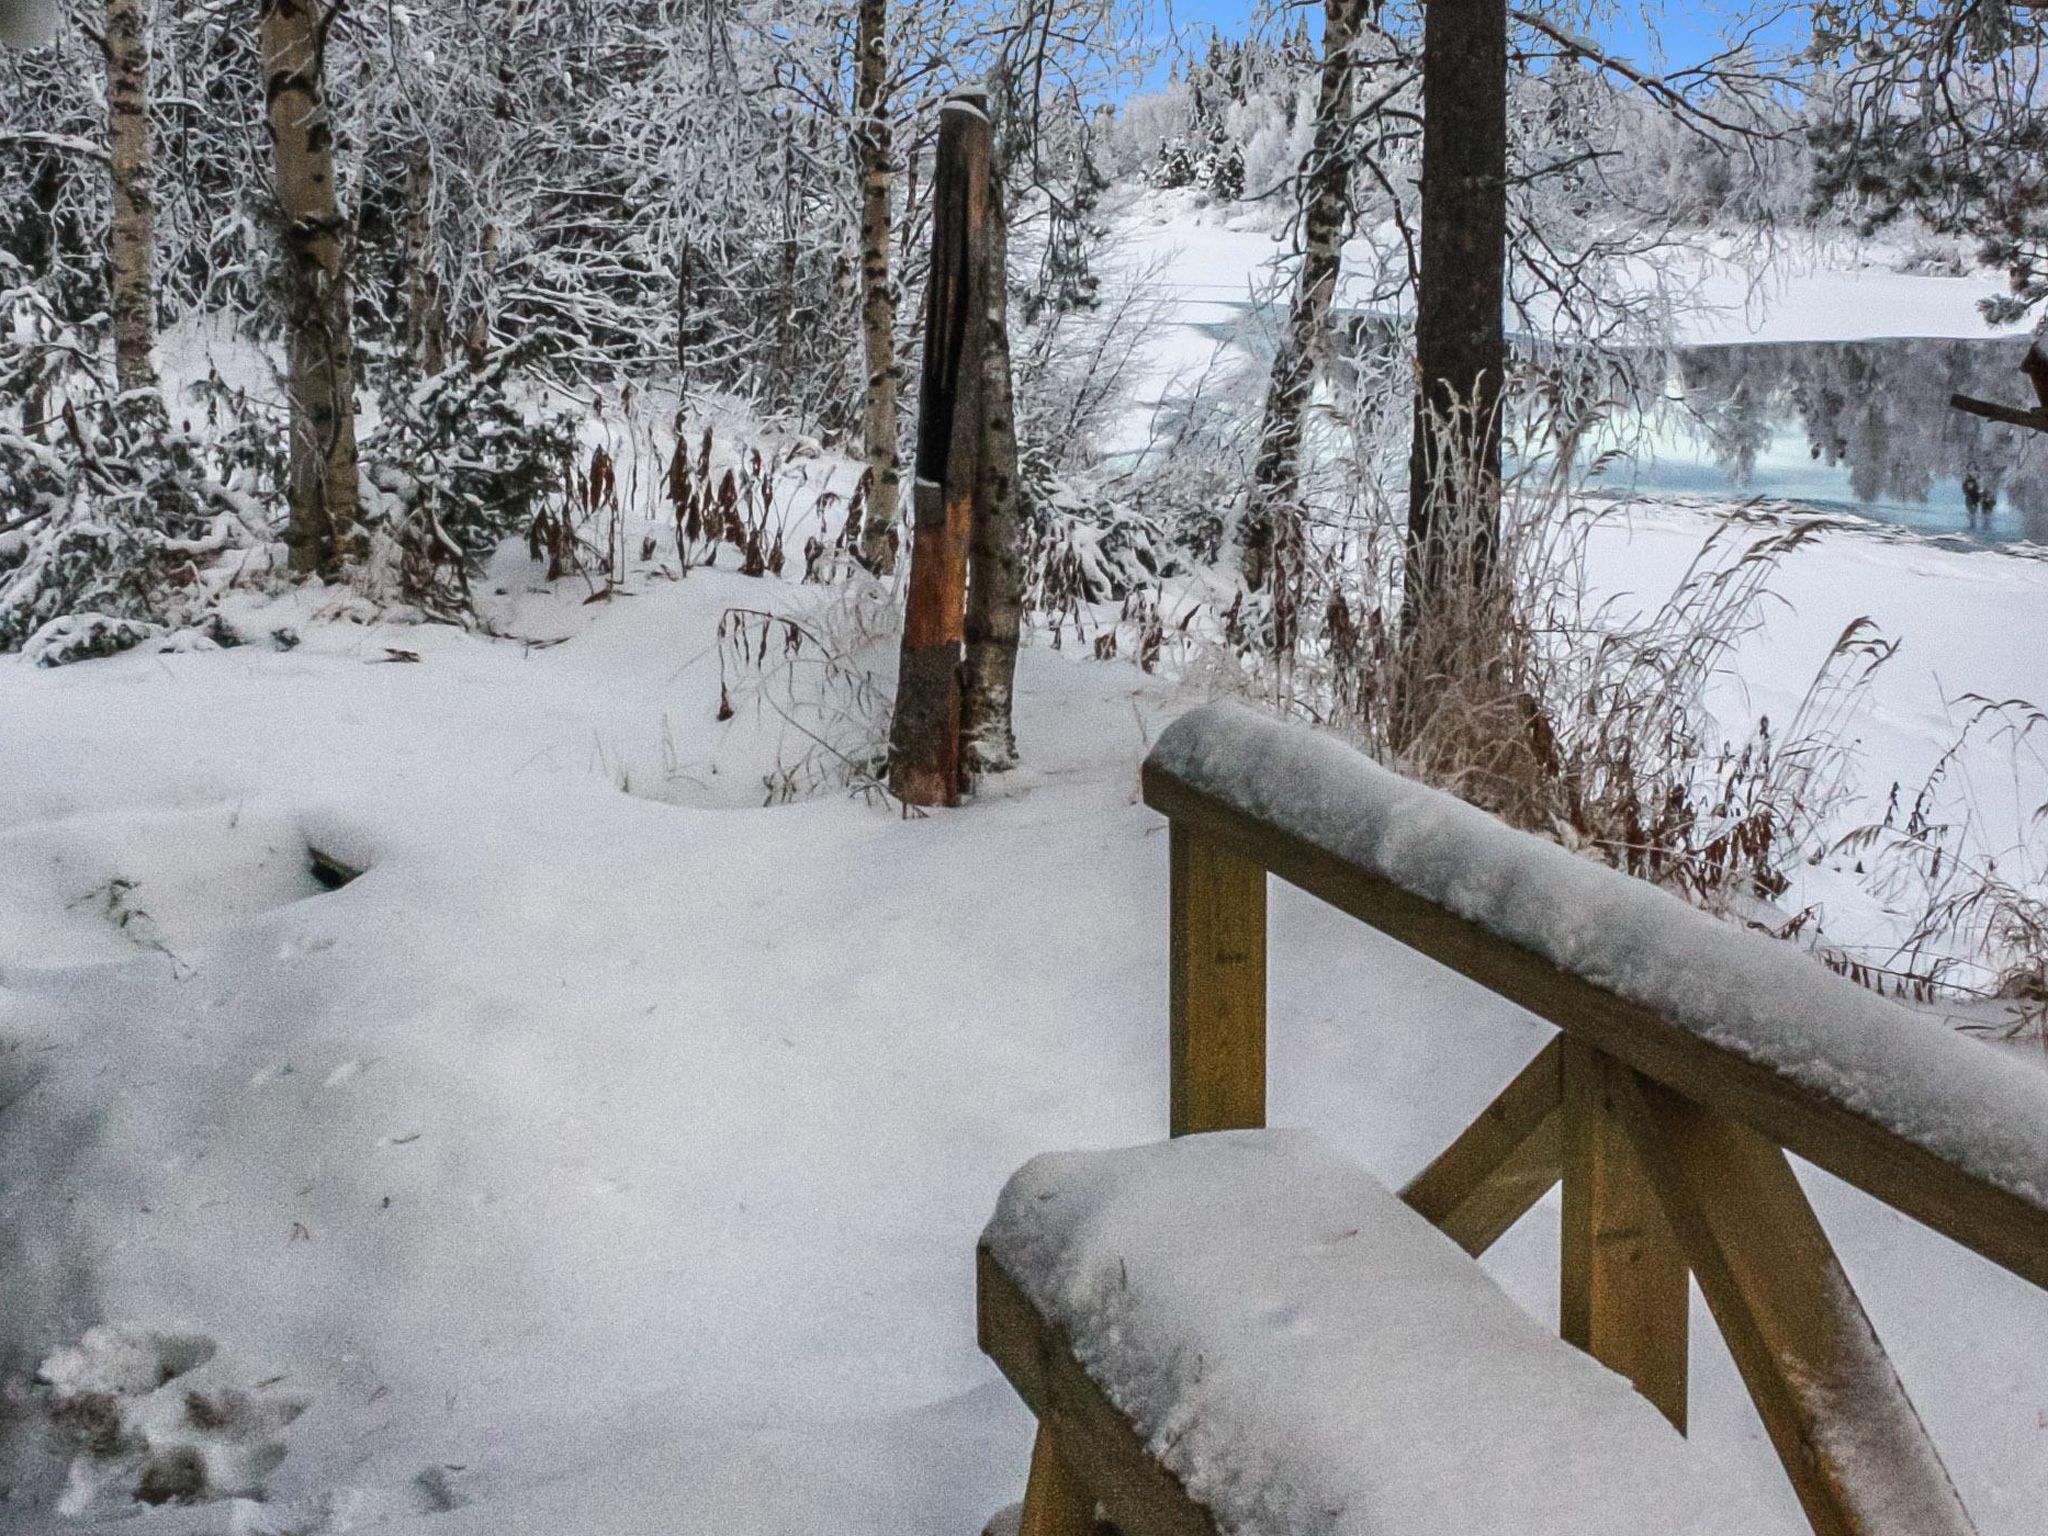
[1145,2,1810,83]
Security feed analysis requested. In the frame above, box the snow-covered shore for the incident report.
[1112,189,2029,345]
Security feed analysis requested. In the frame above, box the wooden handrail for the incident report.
[1143,704,2048,1293]
[1139,703,2047,1536]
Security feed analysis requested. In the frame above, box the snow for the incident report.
[0,0,58,49]
[1671,250,2030,346]
[1150,701,2048,1209]
[984,1129,1804,1536]
[1107,194,2026,429]
[2,521,2045,1534]
[6,207,2048,1533]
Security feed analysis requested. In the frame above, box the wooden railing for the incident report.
[1140,703,2048,1536]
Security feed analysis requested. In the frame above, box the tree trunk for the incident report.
[466,222,498,369]
[1242,0,1363,631]
[853,0,902,574]
[1404,0,1508,635]
[961,158,1022,774]
[403,138,445,376]
[887,90,991,808]
[105,0,156,392]
[260,0,359,577]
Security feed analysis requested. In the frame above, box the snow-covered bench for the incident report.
[978,703,2048,1536]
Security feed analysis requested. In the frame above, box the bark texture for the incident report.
[466,222,498,369]
[106,0,157,392]
[961,163,1022,773]
[1242,0,1364,620]
[403,138,445,376]
[1404,0,1509,628]
[260,0,359,577]
[853,0,902,574]
[887,92,990,808]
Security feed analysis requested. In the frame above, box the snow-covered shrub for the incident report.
[0,274,259,660]
[712,582,898,807]
[21,612,163,666]
[1020,452,1184,629]
[356,347,578,616]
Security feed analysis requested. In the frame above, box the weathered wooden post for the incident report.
[888,87,992,807]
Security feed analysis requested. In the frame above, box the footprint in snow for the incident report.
[33,1324,306,1518]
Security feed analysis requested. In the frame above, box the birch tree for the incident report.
[105,0,156,391]
[853,0,902,572]
[962,133,1022,771]
[259,0,358,576]
[1241,0,1364,623]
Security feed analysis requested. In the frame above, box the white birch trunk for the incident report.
[853,0,902,573]
[260,0,359,576]
[105,0,157,392]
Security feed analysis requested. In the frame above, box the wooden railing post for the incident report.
[1560,1038,1689,1431]
[1169,823,1267,1137]
[1612,1074,1976,1536]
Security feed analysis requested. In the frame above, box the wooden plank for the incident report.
[1140,762,2048,1292]
[1948,392,2048,434]
[1017,1425,1096,1536]
[1169,822,1267,1137]
[1559,1040,1689,1431]
[978,1246,1221,1536]
[1613,1074,1977,1536]
[1399,1036,1562,1255]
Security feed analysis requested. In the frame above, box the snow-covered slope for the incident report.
[1112,189,2027,345]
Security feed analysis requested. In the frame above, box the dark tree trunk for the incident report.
[1404,0,1509,637]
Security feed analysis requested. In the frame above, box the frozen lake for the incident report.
[1598,335,2048,545]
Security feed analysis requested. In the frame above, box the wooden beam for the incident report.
[1559,1040,1689,1431]
[1169,822,1267,1137]
[1017,1426,1097,1536]
[1948,392,2048,434]
[1140,763,2048,1292]
[979,1246,1221,1536]
[1400,1036,1562,1255]
[1612,1074,1977,1536]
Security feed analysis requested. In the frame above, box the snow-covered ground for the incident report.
[6,200,2048,1533]
[4,486,2048,1532]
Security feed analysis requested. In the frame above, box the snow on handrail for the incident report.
[1144,701,2048,1279]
